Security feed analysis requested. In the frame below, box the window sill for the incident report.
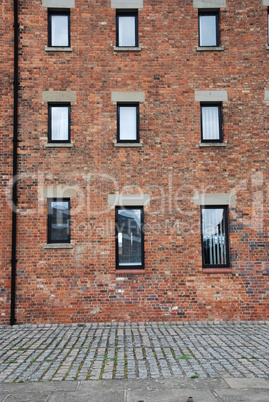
[196,46,224,52]
[266,45,269,50]
[114,46,142,52]
[114,142,143,148]
[44,243,74,249]
[44,143,74,148]
[203,268,232,274]
[199,141,227,148]
[45,46,73,52]
[116,269,145,276]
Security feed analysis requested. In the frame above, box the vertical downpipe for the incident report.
[11,0,19,326]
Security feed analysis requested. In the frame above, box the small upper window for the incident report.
[47,199,70,244]
[117,103,139,143]
[116,207,144,269]
[48,10,70,47]
[201,103,222,142]
[198,11,219,47]
[116,10,138,47]
[201,206,229,268]
[48,104,70,143]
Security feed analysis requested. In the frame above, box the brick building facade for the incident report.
[0,0,268,325]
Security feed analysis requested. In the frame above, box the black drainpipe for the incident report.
[11,0,19,326]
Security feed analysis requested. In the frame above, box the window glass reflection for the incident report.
[49,201,70,243]
[118,16,136,46]
[199,15,217,46]
[51,15,69,47]
[202,207,227,266]
[202,106,220,140]
[119,106,137,141]
[117,209,142,266]
[51,106,69,141]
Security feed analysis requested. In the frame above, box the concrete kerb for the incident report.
[1,378,269,402]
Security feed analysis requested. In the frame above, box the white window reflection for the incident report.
[51,15,69,47]
[118,16,136,47]
[199,15,217,47]
[202,106,220,140]
[119,106,137,141]
[51,106,69,141]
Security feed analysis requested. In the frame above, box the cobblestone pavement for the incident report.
[0,322,268,383]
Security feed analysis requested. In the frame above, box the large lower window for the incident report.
[116,207,144,269]
[201,206,229,268]
[117,103,139,143]
[201,103,222,142]
[48,10,70,47]
[48,104,70,143]
[198,11,219,47]
[116,10,138,47]
[47,199,70,244]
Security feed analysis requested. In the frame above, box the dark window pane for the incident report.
[51,15,69,46]
[117,208,142,267]
[50,106,69,141]
[202,207,227,266]
[201,106,220,140]
[119,106,137,141]
[48,201,70,243]
[199,15,217,46]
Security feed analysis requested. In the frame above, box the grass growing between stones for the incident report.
[177,354,190,360]
[187,347,195,357]
[112,347,118,379]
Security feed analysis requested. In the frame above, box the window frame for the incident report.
[200,205,229,269]
[116,10,138,47]
[267,7,269,46]
[115,206,145,270]
[200,102,222,143]
[198,10,220,47]
[48,9,70,48]
[117,103,140,143]
[48,103,71,143]
[47,198,71,244]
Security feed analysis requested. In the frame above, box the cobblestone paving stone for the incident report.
[0,322,268,383]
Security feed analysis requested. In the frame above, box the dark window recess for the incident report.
[48,10,70,47]
[198,11,220,47]
[48,104,70,143]
[47,199,70,244]
[117,103,139,143]
[115,207,144,269]
[201,103,222,142]
[116,10,138,47]
[201,206,229,268]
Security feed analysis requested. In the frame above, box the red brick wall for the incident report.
[1,0,268,324]
[0,0,13,325]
